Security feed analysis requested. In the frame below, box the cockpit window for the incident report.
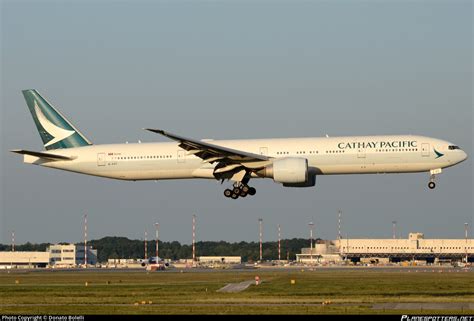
[448,145,460,150]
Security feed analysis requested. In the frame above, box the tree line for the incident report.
[0,236,318,262]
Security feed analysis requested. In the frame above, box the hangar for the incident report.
[297,233,473,264]
[0,251,49,268]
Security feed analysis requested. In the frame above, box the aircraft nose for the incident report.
[460,150,468,162]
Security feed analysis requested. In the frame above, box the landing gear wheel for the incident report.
[241,185,249,193]
[248,187,256,196]
[224,189,232,198]
[240,192,247,198]
[428,182,436,189]
[233,187,241,195]
[231,193,239,199]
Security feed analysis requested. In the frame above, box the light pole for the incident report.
[11,230,15,252]
[465,223,469,263]
[155,222,159,259]
[10,230,14,269]
[192,214,196,263]
[258,218,263,262]
[144,229,148,261]
[309,221,314,265]
[278,224,281,263]
[84,213,88,267]
[338,210,342,241]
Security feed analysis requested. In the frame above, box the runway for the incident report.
[3,265,471,274]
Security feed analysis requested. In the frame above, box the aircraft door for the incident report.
[357,148,366,158]
[421,143,430,157]
[97,153,106,166]
[177,150,186,163]
[260,147,268,156]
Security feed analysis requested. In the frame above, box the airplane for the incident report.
[12,89,468,199]
[140,256,170,270]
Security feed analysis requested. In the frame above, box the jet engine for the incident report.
[261,157,310,184]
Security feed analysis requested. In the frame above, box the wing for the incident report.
[145,128,271,179]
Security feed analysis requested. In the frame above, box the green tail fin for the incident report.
[22,89,92,150]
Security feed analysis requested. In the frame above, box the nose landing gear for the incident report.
[428,168,442,190]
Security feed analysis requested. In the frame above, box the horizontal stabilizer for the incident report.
[10,149,74,161]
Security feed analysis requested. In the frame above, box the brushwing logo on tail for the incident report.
[34,101,75,147]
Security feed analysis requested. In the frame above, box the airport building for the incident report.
[48,244,98,267]
[0,251,50,268]
[297,233,473,264]
[75,244,98,265]
[198,256,242,265]
[48,244,76,267]
[106,259,145,268]
[0,244,98,269]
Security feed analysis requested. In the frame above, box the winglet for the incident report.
[145,128,166,135]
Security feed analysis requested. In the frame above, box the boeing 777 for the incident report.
[12,90,468,199]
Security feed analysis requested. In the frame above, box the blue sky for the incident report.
[1,0,472,244]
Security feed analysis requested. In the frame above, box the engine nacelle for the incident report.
[264,157,309,184]
[283,174,316,187]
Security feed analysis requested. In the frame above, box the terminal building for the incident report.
[75,245,98,265]
[198,256,242,265]
[48,244,98,267]
[297,233,473,264]
[0,244,97,269]
[48,244,76,267]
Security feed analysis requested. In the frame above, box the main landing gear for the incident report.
[224,183,256,199]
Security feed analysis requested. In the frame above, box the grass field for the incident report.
[0,268,472,314]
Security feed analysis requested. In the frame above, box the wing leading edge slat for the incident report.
[145,128,269,163]
[145,128,270,178]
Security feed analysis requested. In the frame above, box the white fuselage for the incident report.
[23,135,467,182]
